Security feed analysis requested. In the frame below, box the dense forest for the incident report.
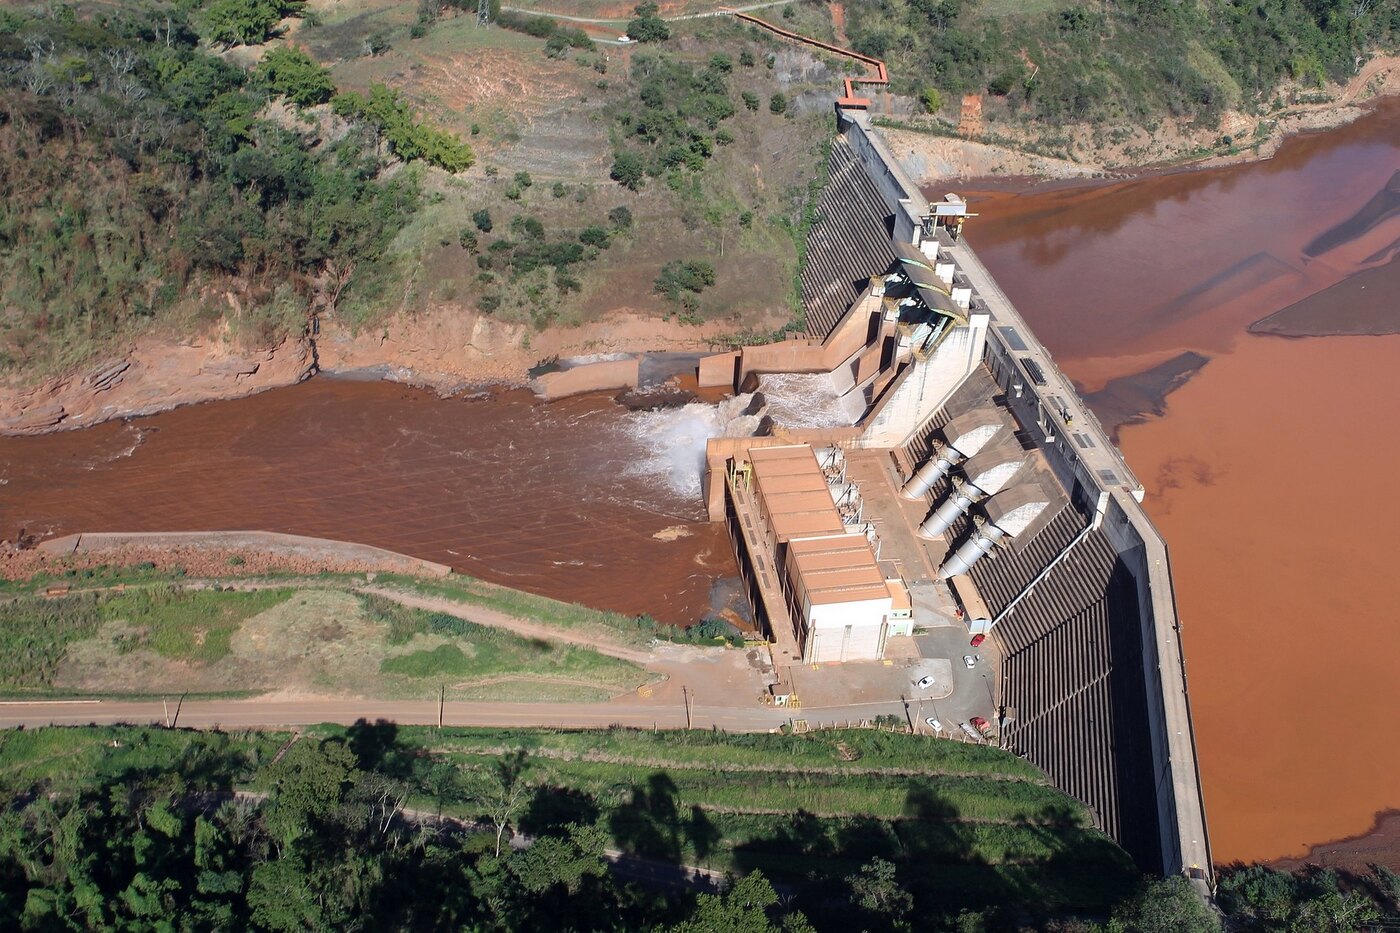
[0,723,1201,932]
[0,3,470,377]
[0,723,1394,931]
[845,0,1400,123]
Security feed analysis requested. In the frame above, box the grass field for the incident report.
[0,725,285,794]
[3,565,725,647]
[371,573,678,646]
[0,582,655,701]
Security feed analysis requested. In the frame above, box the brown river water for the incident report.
[966,100,1400,866]
[2,101,1398,866]
[0,380,738,624]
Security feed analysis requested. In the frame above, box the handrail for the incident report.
[727,10,889,108]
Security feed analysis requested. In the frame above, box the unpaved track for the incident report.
[356,584,655,664]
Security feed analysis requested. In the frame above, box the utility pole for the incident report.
[438,685,446,729]
[682,685,692,729]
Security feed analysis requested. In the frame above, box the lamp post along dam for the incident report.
[689,107,1212,888]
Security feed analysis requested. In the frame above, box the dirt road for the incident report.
[357,584,654,664]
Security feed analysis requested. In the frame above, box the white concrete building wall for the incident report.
[804,597,891,663]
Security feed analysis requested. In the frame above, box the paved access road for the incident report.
[0,697,907,733]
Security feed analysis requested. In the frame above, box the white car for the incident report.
[962,654,979,669]
[916,674,936,689]
[924,717,943,733]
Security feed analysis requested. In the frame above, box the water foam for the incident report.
[757,372,862,428]
[619,374,859,502]
[619,395,762,500]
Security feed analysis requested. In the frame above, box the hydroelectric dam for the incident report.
[692,86,1212,883]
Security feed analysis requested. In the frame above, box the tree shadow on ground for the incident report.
[520,785,601,837]
[606,771,725,865]
[609,772,683,861]
[346,718,419,779]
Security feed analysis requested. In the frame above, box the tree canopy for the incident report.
[201,0,307,48]
[333,84,476,173]
[254,47,335,107]
[0,4,471,375]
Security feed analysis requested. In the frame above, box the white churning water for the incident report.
[618,373,859,501]
[619,394,764,499]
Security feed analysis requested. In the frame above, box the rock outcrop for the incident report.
[0,336,315,436]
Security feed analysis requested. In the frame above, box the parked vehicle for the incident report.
[916,674,935,689]
[958,721,982,741]
[925,717,942,733]
[970,716,995,739]
[962,654,979,669]
[969,634,986,647]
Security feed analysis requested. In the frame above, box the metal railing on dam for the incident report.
[837,110,1214,885]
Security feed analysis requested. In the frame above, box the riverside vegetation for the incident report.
[846,0,1399,125]
[0,1,834,385]
[0,3,463,376]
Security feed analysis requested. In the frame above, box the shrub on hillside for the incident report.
[654,259,715,300]
[626,2,669,43]
[254,47,334,107]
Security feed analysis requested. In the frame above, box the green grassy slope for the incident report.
[0,581,654,700]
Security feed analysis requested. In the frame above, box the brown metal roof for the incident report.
[788,534,891,606]
[750,445,845,541]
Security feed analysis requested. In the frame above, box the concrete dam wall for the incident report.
[805,112,1213,882]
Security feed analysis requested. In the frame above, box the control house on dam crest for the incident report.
[698,111,1212,888]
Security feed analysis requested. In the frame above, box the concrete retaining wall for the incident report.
[533,358,639,400]
[698,351,740,388]
[38,531,452,577]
